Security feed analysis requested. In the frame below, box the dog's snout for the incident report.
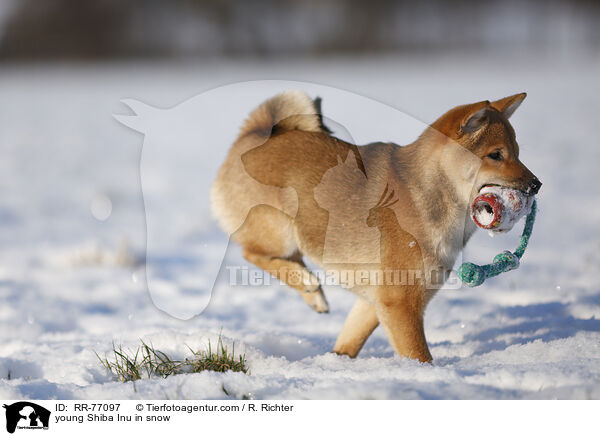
[529,177,542,195]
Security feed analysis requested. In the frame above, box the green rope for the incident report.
[457,199,537,287]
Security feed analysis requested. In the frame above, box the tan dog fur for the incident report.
[211,91,540,362]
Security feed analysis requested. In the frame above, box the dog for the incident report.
[211,91,541,362]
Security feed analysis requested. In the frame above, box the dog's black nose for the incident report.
[529,177,542,195]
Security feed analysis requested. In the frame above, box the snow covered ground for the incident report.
[1,53,599,399]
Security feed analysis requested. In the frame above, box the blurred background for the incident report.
[1,0,599,60]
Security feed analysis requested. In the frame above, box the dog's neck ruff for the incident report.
[457,199,537,287]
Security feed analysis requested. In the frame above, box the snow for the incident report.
[1,53,600,400]
[473,199,496,227]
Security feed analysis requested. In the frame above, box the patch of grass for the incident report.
[96,336,248,383]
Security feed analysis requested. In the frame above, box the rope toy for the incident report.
[458,199,537,287]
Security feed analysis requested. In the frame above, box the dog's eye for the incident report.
[487,151,503,161]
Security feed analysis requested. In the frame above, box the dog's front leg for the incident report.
[333,297,379,358]
[374,285,432,363]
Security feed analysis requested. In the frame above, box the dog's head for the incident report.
[429,93,541,205]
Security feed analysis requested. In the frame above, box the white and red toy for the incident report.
[471,185,534,232]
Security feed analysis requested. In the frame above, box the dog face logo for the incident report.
[114,80,439,319]
[114,81,503,319]
[3,402,50,434]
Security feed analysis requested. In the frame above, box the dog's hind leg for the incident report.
[243,249,329,313]
[234,204,329,313]
[333,297,379,357]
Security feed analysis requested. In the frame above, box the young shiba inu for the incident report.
[211,91,541,362]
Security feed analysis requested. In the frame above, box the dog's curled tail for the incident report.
[238,91,330,139]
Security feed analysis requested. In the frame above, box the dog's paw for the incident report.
[302,286,329,313]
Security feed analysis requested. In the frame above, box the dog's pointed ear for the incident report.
[461,103,490,133]
[490,92,526,119]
